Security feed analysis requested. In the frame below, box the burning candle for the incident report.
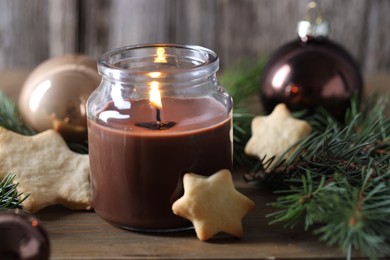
[135,81,176,130]
[87,44,233,231]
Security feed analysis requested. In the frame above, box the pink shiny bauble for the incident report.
[259,37,363,121]
[19,55,100,142]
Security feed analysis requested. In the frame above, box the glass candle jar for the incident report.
[87,44,233,231]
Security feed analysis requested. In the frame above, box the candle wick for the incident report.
[156,108,162,123]
[135,106,176,130]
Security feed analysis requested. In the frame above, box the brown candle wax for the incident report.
[88,97,232,231]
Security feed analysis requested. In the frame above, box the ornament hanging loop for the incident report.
[306,2,323,25]
[297,1,330,41]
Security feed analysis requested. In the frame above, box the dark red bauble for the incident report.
[259,36,363,121]
[0,210,50,260]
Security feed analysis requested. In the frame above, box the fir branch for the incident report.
[258,94,390,259]
[220,58,267,106]
[0,172,29,209]
[250,94,389,183]
[0,92,34,208]
[0,90,89,153]
[0,91,35,135]
[267,171,330,230]
[314,166,390,258]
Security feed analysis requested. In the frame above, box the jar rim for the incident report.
[98,43,219,82]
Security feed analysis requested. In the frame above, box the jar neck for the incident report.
[98,44,219,85]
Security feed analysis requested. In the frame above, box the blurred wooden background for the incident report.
[0,0,390,76]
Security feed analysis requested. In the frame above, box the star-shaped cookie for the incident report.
[245,103,312,169]
[0,128,91,213]
[172,169,255,241]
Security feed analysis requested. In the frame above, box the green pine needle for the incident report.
[220,58,267,106]
[0,90,88,209]
[314,166,390,258]
[258,93,390,259]
[0,172,29,209]
[0,91,35,135]
[225,59,390,259]
[0,90,88,154]
[0,91,33,209]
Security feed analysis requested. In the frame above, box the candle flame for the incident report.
[154,47,167,63]
[149,81,162,109]
[149,71,161,78]
[150,47,166,111]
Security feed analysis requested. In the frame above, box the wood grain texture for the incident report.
[172,0,217,48]
[78,0,173,59]
[78,0,111,59]
[0,0,389,76]
[0,0,50,68]
[362,0,390,74]
[35,173,364,260]
[48,0,78,57]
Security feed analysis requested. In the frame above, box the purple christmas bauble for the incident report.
[260,9,363,121]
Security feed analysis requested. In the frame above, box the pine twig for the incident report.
[261,94,390,259]
[0,90,35,135]
[220,58,267,106]
[0,90,89,153]
[314,166,390,258]
[0,172,29,209]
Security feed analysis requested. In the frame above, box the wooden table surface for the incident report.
[2,70,387,259]
[35,176,362,260]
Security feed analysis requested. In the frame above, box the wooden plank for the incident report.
[0,0,77,69]
[360,0,390,74]
[48,0,79,57]
[0,0,390,75]
[77,0,111,59]
[78,0,173,58]
[214,0,367,69]
[83,0,385,74]
[0,0,49,68]
[172,0,217,49]
[318,0,366,61]
[215,0,307,68]
[36,173,362,259]
[107,0,172,47]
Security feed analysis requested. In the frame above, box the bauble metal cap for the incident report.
[297,2,330,40]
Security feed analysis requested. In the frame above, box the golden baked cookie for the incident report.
[172,169,255,241]
[0,128,91,212]
[245,103,312,169]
